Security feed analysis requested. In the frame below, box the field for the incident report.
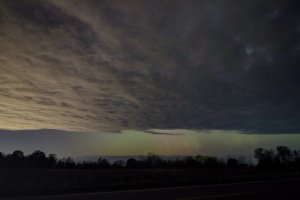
[1,169,299,198]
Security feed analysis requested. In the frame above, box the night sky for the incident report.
[0,0,299,157]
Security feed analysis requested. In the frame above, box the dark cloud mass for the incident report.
[0,0,299,132]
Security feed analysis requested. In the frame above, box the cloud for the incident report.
[138,129,185,136]
[0,0,299,133]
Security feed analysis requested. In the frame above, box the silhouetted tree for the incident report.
[6,150,25,168]
[254,148,275,168]
[254,148,264,163]
[11,150,25,159]
[0,146,299,170]
[185,156,198,168]
[293,149,300,169]
[276,146,292,165]
[64,157,76,168]
[226,158,239,169]
[98,157,110,168]
[0,152,5,167]
[57,157,75,168]
[112,160,125,168]
[203,156,222,168]
[194,155,205,165]
[27,150,47,168]
[237,156,250,168]
[47,153,57,167]
[77,161,99,169]
[126,158,138,168]
[145,153,163,168]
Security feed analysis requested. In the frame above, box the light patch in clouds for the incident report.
[0,0,299,132]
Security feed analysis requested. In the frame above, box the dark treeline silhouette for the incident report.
[254,146,300,169]
[0,146,300,170]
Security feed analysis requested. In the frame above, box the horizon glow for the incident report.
[0,130,299,159]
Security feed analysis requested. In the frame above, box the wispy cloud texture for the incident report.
[0,0,299,132]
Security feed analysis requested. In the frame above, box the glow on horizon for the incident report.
[57,130,300,157]
[93,130,300,157]
[0,129,299,158]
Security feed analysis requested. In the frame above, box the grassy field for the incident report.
[0,168,299,198]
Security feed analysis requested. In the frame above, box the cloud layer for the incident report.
[0,0,299,132]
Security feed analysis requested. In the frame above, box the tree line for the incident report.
[0,146,299,169]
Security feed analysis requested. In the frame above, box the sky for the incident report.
[0,0,299,157]
[1,129,300,159]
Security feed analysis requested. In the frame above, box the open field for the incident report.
[3,178,300,200]
[0,169,299,198]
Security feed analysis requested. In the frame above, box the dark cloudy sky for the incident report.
[0,0,299,156]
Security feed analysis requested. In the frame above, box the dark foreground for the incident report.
[4,178,300,200]
[1,169,300,198]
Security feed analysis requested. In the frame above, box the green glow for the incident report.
[1,130,299,158]
[79,130,300,157]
